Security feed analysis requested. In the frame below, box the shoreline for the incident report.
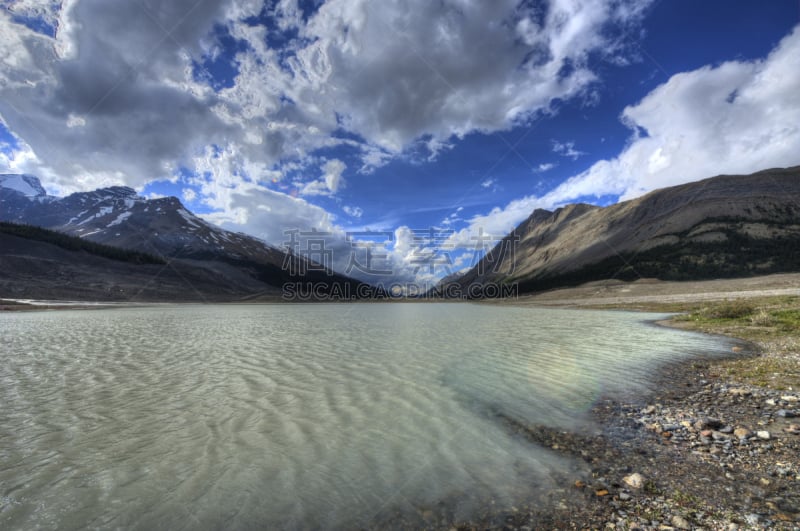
[2,285,797,528]
[364,298,799,530]
[457,297,800,530]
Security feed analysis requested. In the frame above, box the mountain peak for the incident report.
[94,186,138,199]
[0,174,47,197]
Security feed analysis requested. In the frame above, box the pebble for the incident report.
[671,514,691,529]
[695,417,724,430]
[516,367,800,530]
[733,427,751,439]
[745,513,760,526]
[623,473,644,489]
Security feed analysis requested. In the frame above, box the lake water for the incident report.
[0,303,733,529]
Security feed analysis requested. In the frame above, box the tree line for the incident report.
[0,222,165,265]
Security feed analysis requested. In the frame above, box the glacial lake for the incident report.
[0,303,734,529]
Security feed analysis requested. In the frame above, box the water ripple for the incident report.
[0,304,733,529]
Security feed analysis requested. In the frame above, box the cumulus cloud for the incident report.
[0,0,654,285]
[0,0,651,190]
[455,24,800,244]
[274,0,650,158]
[299,158,346,196]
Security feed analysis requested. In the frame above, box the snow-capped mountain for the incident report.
[0,174,366,297]
[0,174,49,198]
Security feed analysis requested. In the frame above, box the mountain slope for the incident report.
[456,166,800,295]
[0,228,268,302]
[0,175,371,300]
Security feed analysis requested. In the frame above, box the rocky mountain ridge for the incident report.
[454,166,800,295]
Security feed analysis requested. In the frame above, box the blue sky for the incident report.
[1,0,800,286]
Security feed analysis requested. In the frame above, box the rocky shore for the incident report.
[455,335,800,530]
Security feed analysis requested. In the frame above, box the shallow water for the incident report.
[0,303,733,529]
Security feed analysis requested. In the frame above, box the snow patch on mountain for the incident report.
[107,212,132,227]
[0,174,47,197]
[77,206,114,225]
[177,208,201,228]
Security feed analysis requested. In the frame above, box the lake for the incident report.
[0,303,733,529]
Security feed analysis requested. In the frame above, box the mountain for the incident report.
[455,166,800,296]
[0,175,372,301]
[0,174,49,198]
[0,223,262,302]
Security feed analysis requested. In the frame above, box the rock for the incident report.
[785,424,800,434]
[745,513,760,526]
[671,515,691,530]
[756,430,771,440]
[781,395,798,402]
[733,427,752,439]
[766,398,777,406]
[574,480,586,488]
[595,489,610,497]
[623,473,644,489]
[719,425,733,434]
[642,405,656,414]
[695,417,724,430]
[729,388,751,396]
[776,409,797,418]
[777,498,800,513]
[619,492,631,501]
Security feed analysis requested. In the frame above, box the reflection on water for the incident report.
[0,303,732,529]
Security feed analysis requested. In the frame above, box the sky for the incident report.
[1,0,800,288]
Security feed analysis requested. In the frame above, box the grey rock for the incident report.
[671,515,691,530]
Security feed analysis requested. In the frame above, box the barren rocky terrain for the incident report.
[504,273,800,309]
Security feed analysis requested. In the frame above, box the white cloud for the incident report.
[204,185,338,245]
[453,25,800,245]
[300,158,346,196]
[481,178,496,189]
[322,159,345,193]
[343,205,363,218]
[182,187,197,202]
[534,162,557,173]
[551,140,586,160]
[0,0,653,192]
